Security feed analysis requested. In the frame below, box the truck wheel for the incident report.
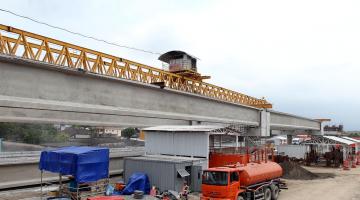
[237,195,244,200]
[271,185,280,200]
[264,187,272,200]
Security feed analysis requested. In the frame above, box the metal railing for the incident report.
[209,146,275,167]
[0,24,271,108]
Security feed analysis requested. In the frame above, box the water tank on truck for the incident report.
[239,162,282,186]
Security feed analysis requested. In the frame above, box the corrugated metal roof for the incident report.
[267,136,287,140]
[158,50,199,63]
[142,125,225,132]
[342,136,360,143]
[125,155,206,163]
[324,136,355,145]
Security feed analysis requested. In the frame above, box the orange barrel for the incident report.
[239,161,283,186]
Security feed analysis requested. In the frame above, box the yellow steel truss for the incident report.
[0,24,272,108]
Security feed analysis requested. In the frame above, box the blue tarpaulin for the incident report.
[39,146,109,183]
[120,173,150,195]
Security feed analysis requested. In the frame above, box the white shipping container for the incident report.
[277,145,308,159]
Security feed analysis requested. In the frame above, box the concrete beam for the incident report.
[247,110,271,137]
[0,55,260,127]
[269,110,321,131]
[0,55,322,134]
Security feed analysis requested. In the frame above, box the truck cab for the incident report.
[201,167,244,200]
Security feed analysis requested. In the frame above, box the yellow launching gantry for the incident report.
[0,24,272,109]
[158,50,211,81]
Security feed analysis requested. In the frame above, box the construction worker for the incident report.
[150,186,157,196]
[180,182,189,200]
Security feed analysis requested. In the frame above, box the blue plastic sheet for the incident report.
[39,146,109,183]
[121,173,150,195]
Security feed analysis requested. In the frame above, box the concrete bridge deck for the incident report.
[0,55,321,135]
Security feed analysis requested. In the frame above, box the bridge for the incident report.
[0,24,323,192]
[0,24,322,136]
[0,54,321,136]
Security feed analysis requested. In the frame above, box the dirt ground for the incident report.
[1,166,360,200]
[278,165,360,200]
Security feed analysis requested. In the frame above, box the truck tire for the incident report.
[264,187,272,200]
[271,185,280,200]
[237,195,244,200]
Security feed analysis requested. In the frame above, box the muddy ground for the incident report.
[279,165,360,200]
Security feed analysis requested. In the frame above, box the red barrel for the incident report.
[239,161,282,186]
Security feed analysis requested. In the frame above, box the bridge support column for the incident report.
[276,130,295,144]
[248,110,270,137]
[236,135,239,147]
[287,135,293,145]
[320,123,325,135]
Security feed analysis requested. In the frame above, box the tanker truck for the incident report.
[201,161,286,200]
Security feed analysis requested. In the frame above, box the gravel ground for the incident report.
[0,186,48,200]
[279,165,360,200]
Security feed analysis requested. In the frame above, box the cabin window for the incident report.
[230,172,239,183]
[202,171,228,186]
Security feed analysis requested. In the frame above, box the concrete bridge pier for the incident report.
[287,135,293,145]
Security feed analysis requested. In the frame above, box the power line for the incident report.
[0,8,162,55]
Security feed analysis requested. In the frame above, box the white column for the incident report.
[287,135,293,145]
[236,135,239,147]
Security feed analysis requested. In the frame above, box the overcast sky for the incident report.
[1,0,359,130]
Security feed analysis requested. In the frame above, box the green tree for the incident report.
[122,127,136,139]
[349,132,360,137]
[24,132,41,144]
[0,122,68,144]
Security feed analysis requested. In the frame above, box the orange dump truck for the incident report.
[201,161,286,200]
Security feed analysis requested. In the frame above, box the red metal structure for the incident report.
[209,147,274,168]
